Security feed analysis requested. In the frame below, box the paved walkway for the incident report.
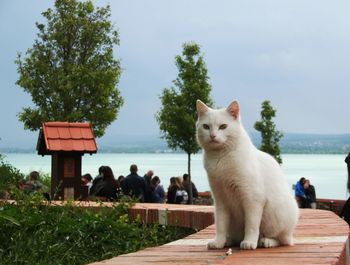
[89,205,349,265]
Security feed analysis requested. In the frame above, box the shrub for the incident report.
[0,195,193,264]
[0,154,24,198]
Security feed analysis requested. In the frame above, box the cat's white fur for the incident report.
[196,100,299,250]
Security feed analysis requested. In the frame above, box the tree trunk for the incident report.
[187,152,193,204]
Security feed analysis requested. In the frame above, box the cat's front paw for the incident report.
[207,239,225,250]
[240,240,257,250]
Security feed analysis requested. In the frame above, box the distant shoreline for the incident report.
[1,149,349,155]
[1,132,349,154]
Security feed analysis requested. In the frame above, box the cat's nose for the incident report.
[210,134,216,140]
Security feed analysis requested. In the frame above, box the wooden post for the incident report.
[37,122,97,201]
[51,153,82,200]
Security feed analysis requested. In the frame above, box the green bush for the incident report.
[39,172,51,189]
[0,195,194,265]
[0,154,24,197]
[0,155,194,264]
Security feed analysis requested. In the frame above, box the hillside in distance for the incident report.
[278,133,350,154]
[1,133,349,154]
[96,133,350,154]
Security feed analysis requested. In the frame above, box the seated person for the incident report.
[150,176,165,203]
[25,171,44,194]
[295,178,310,208]
[182,173,198,203]
[294,177,307,208]
[167,177,188,204]
[121,164,146,202]
[304,179,317,209]
[90,166,119,201]
[18,171,50,200]
[81,173,93,193]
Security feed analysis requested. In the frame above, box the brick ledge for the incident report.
[89,204,349,265]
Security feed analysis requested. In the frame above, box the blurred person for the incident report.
[90,165,106,195]
[167,177,178,204]
[182,173,198,204]
[90,166,119,201]
[117,175,125,186]
[121,164,146,202]
[175,177,188,204]
[81,173,93,193]
[143,170,154,203]
[25,171,44,193]
[304,179,317,209]
[150,176,165,203]
[341,153,350,224]
[294,177,306,208]
[167,176,187,204]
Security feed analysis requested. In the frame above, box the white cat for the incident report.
[196,99,299,250]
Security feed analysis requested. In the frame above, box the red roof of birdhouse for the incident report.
[37,122,97,155]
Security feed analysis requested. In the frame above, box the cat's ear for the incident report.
[227,100,240,119]
[196,100,209,117]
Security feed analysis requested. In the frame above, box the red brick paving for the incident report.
[88,204,349,265]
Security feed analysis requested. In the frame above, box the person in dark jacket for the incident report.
[340,153,350,224]
[346,152,350,192]
[90,166,120,201]
[121,164,146,202]
[90,165,106,195]
[150,176,165,203]
[182,173,198,204]
[167,177,178,204]
[143,170,154,203]
[304,179,317,209]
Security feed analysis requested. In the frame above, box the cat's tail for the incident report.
[258,233,293,248]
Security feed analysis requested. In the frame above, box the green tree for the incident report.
[15,0,123,137]
[156,42,213,204]
[254,100,283,164]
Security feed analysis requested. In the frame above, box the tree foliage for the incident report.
[254,100,283,164]
[157,42,213,154]
[15,0,123,137]
[156,42,213,203]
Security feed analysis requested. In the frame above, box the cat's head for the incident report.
[196,100,241,151]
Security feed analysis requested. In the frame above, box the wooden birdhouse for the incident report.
[37,122,97,200]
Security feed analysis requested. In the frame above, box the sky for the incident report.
[1,0,350,149]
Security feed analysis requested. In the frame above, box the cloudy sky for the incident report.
[1,1,350,148]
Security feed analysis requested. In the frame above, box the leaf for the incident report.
[0,214,20,226]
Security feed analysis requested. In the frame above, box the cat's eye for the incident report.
[203,124,210,130]
[219,124,228,130]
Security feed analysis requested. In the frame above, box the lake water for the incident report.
[2,153,349,200]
